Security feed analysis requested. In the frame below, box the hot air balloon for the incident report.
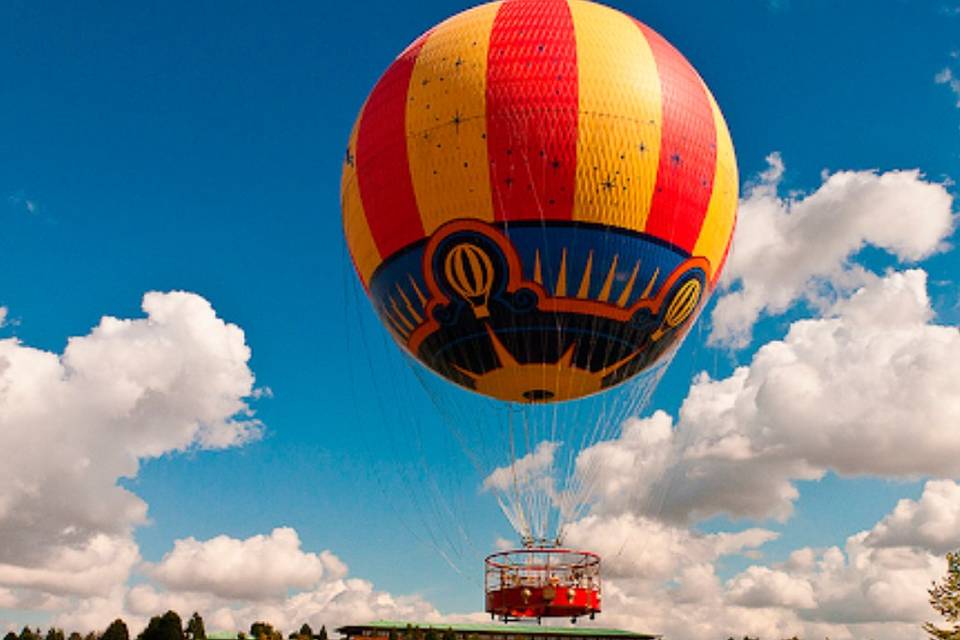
[342,0,737,622]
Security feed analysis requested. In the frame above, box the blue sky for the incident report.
[1,1,959,638]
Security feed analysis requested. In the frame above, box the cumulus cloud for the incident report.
[147,528,346,601]
[51,589,129,635]
[482,441,558,493]
[864,480,960,554]
[0,293,456,636]
[483,441,561,539]
[565,513,776,582]
[710,154,954,347]
[561,515,802,640]
[0,291,262,601]
[0,536,139,599]
[118,576,440,637]
[582,269,960,524]
[567,479,955,640]
[726,566,815,610]
[565,259,960,638]
[47,528,442,635]
[783,535,944,627]
[0,307,7,328]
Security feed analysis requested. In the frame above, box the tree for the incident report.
[387,630,397,640]
[5,632,18,640]
[139,611,184,640]
[288,625,311,640]
[102,620,129,640]
[249,623,281,640]
[441,629,455,640]
[20,627,39,640]
[68,633,82,640]
[46,629,65,640]
[185,614,206,640]
[316,628,326,640]
[926,550,960,640]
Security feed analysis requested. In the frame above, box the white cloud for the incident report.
[595,578,804,640]
[864,480,960,554]
[0,293,455,636]
[564,480,955,640]
[784,535,943,627]
[0,291,262,601]
[483,441,561,539]
[482,441,558,493]
[565,254,960,638]
[52,529,442,635]
[0,307,7,328]
[164,577,440,636]
[710,154,954,347]
[565,513,777,582]
[147,528,346,601]
[937,67,960,107]
[51,588,130,635]
[582,269,960,525]
[0,536,139,599]
[726,566,815,609]
[562,515,802,640]
[33,531,448,635]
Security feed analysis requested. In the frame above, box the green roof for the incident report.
[337,621,657,639]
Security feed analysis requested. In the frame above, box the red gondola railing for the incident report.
[485,548,601,622]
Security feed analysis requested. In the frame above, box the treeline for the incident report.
[2,612,329,640]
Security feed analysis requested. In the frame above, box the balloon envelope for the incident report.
[342,0,738,404]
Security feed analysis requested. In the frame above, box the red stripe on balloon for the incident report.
[486,0,579,222]
[635,21,717,254]
[355,34,430,260]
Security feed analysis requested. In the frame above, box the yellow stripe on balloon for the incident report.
[405,2,500,235]
[692,89,739,282]
[569,0,662,232]
[341,106,382,285]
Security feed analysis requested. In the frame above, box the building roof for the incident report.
[336,621,658,640]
